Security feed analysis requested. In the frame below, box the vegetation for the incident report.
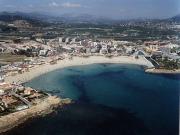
[157,57,179,70]
[0,53,26,63]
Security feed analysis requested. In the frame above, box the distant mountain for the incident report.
[0,11,179,25]
[0,12,118,25]
[164,14,180,23]
[0,12,33,21]
[0,12,117,24]
[0,12,50,26]
[56,13,114,24]
[170,14,180,22]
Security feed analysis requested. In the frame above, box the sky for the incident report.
[0,0,179,19]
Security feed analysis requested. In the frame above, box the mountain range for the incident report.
[0,11,179,24]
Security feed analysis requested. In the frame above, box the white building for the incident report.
[39,50,48,56]
[166,43,179,49]
[71,38,76,43]
[126,46,133,54]
[100,45,108,54]
[65,38,69,43]
[0,75,4,83]
[59,37,63,43]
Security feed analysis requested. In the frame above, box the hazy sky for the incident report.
[0,0,179,19]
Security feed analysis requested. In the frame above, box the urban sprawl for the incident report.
[0,13,179,118]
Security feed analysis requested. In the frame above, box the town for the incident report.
[0,12,180,117]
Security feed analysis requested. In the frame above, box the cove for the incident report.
[5,64,179,135]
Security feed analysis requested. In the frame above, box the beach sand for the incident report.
[1,56,153,134]
[5,56,154,84]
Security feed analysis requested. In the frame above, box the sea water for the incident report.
[5,64,179,135]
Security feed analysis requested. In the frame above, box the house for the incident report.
[125,46,133,54]
[100,45,108,54]
[24,88,33,96]
[145,44,159,52]
[0,89,4,95]
[39,49,48,56]
[0,83,13,91]
[59,37,63,43]
[166,43,179,49]
[2,95,18,108]
[144,41,159,52]
[65,38,70,43]
[0,75,4,83]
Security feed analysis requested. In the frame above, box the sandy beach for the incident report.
[0,96,71,134]
[5,56,154,84]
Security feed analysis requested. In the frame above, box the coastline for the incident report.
[1,55,179,134]
[1,55,154,134]
[0,95,71,134]
[5,56,154,84]
[145,68,180,74]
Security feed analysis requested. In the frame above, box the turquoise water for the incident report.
[6,64,179,135]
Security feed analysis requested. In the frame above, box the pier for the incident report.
[10,91,32,107]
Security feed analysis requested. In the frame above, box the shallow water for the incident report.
[5,64,179,135]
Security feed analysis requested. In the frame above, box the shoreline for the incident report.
[0,95,71,134]
[145,68,180,74]
[5,56,154,84]
[1,56,179,134]
[1,55,154,134]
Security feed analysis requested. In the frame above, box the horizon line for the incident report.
[0,10,179,21]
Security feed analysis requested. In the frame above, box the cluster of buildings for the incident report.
[0,82,48,114]
[144,41,180,60]
[0,55,64,79]
[0,37,180,74]
[54,37,180,61]
[0,40,56,57]
[0,38,179,116]
[56,37,137,55]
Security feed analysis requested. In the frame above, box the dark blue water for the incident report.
[4,64,179,135]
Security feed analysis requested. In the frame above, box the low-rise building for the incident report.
[0,75,4,83]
